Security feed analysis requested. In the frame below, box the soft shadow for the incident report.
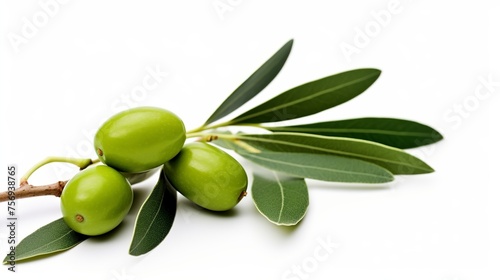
[87,219,129,243]
[128,186,153,214]
[308,179,395,192]
[279,219,304,236]
[9,249,74,264]
[250,204,304,237]
[177,198,239,218]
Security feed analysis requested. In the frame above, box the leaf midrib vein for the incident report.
[20,229,76,257]
[269,127,433,137]
[130,186,165,253]
[274,172,286,224]
[234,72,377,123]
[237,134,426,171]
[244,153,390,180]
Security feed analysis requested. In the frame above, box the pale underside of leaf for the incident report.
[3,218,87,264]
[251,172,309,226]
[239,151,394,184]
[14,230,79,261]
[233,132,433,174]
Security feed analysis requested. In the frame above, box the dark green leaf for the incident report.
[252,172,309,226]
[3,218,87,264]
[240,151,393,183]
[121,167,160,185]
[265,118,443,149]
[204,40,294,125]
[230,68,381,124]
[129,170,177,256]
[224,132,433,174]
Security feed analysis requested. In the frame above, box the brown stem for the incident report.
[0,180,67,202]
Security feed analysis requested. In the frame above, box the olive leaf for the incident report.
[3,218,88,264]
[219,132,433,174]
[251,172,309,226]
[264,117,443,149]
[129,170,177,256]
[212,136,241,151]
[204,40,294,125]
[121,167,161,185]
[229,68,381,124]
[239,151,394,184]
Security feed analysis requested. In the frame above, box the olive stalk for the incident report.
[0,157,99,203]
[186,132,236,142]
[187,131,261,153]
[1,129,251,203]
[186,122,265,136]
[0,180,68,202]
[20,156,98,186]
[186,120,236,135]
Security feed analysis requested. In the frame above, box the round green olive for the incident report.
[94,106,186,173]
[60,165,133,236]
[163,142,248,211]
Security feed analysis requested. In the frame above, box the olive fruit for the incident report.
[60,165,133,236]
[94,106,186,173]
[163,142,248,211]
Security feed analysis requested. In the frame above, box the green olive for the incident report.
[60,165,133,236]
[163,142,248,211]
[94,106,186,173]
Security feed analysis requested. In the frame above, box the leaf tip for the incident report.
[128,249,140,257]
[386,173,396,182]
[419,164,435,174]
[280,39,294,56]
[435,131,445,141]
[358,68,381,79]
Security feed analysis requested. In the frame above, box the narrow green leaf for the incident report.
[252,172,309,226]
[121,167,160,185]
[204,40,294,125]
[230,68,381,124]
[212,137,240,151]
[225,132,434,174]
[265,118,443,149]
[3,218,87,264]
[129,170,177,256]
[240,151,393,183]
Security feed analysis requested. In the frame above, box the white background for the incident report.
[1,1,499,279]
